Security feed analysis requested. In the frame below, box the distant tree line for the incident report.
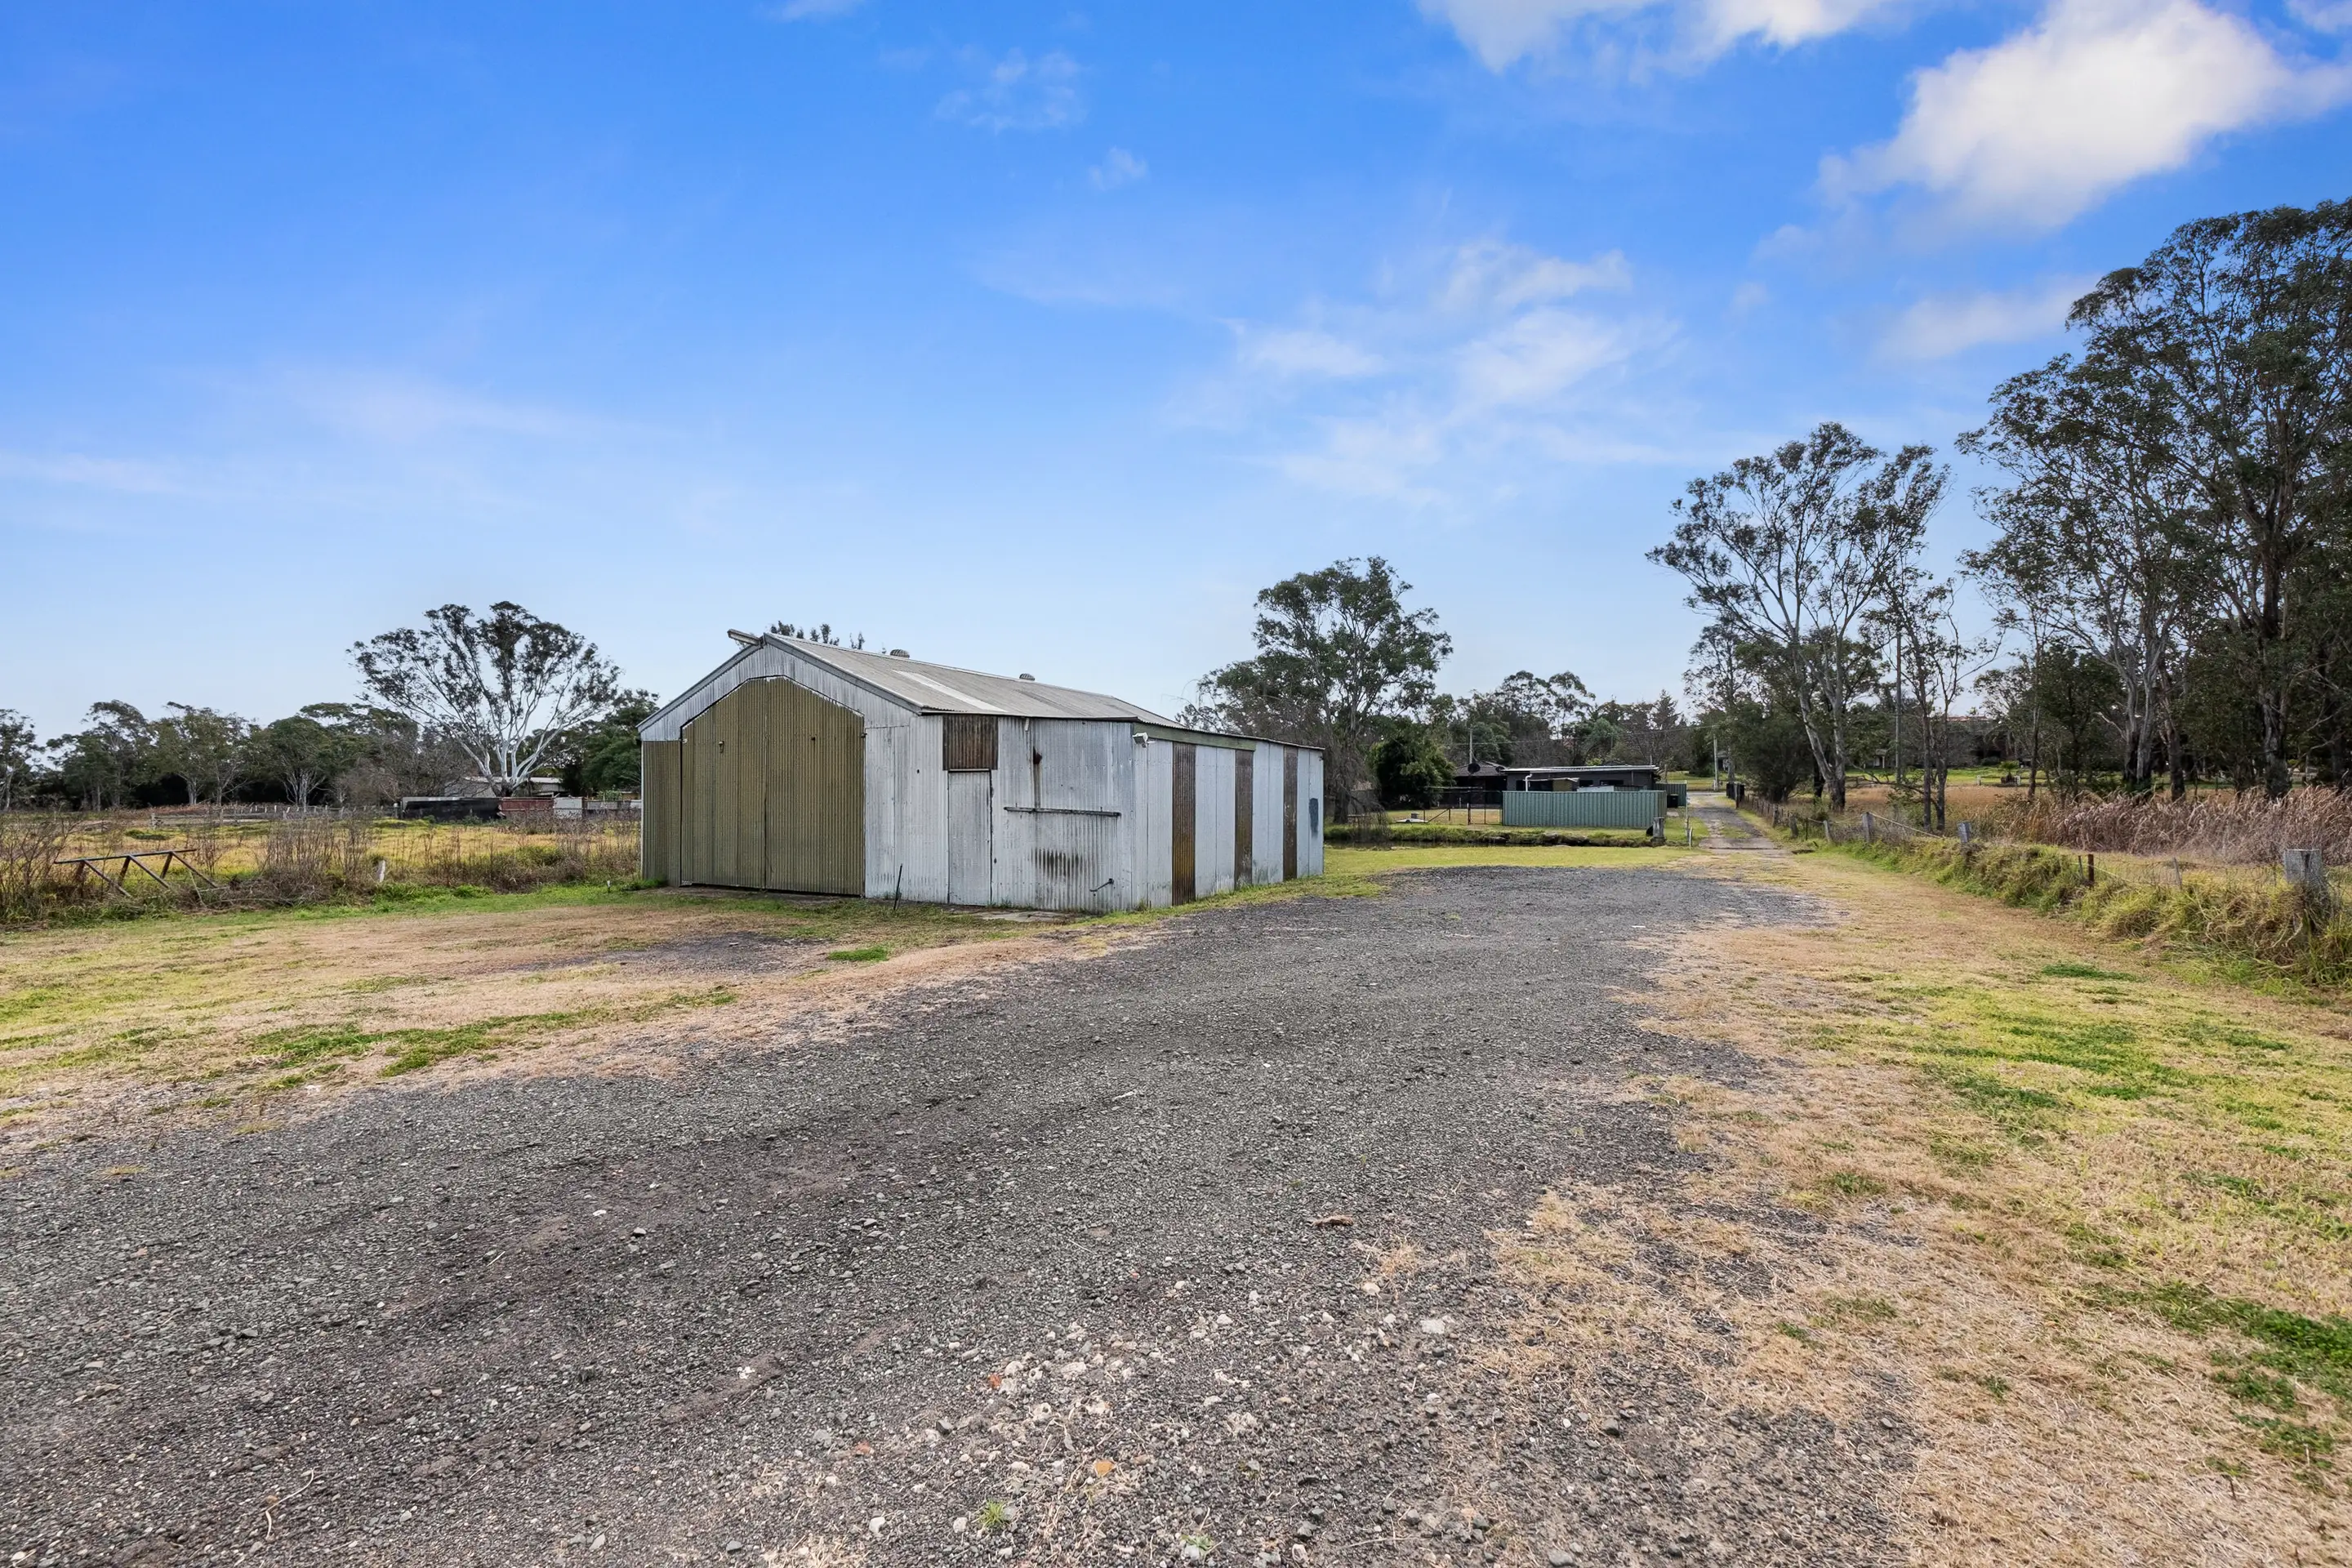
[2,602,653,811]
[1178,557,1691,813]
[1655,198,2352,818]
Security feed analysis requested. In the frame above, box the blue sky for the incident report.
[4,0,2347,735]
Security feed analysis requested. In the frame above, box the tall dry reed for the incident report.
[2029,791,2352,866]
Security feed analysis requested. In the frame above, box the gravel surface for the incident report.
[2,865,1909,1566]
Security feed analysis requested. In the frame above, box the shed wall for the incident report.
[1298,751,1325,876]
[644,641,1324,911]
[989,719,1137,912]
[640,740,682,884]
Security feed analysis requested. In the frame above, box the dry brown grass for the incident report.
[0,888,1079,1151]
[4,812,644,922]
[1836,780,2024,827]
[2034,790,2352,867]
[1487,843,2352,1564]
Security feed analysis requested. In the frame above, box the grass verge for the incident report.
[1787,824,2352,989]
[1564,842,2352,1560]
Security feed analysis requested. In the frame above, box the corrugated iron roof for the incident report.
[767,635,1183,724]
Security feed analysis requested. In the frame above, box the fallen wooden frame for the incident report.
[53,849,224,902]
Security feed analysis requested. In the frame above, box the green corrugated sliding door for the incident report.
[677,678,865,894]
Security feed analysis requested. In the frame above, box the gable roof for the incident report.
[766,635,1179,723]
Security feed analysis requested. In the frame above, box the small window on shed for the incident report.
[942,715,1000,773]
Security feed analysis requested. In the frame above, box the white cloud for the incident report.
[1204,238,1670,506]
[1879,275,2093,359]
[1441,240,1632,310]
[1235,326,1388,379]
[936,49,1085,132]
[763,0,866,20]
[1696,0,1903,46]
[1088,146,1148,191]
[1416,0,1640,69]
[1456,309,1639,408]
[1273,412,1450,503]
[1829,0,2352,228]
[1417,0,1906,67]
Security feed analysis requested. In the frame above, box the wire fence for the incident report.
[1760,799,2352,911]
[0,809,644,924]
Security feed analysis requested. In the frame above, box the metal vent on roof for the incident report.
[889,648,911,658]
[1018,673,1036,681]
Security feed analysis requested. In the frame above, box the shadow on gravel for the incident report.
[2,866,1904,1567]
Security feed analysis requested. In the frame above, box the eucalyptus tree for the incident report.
[1959,350,2204,796]
[154,703,252,806]
[352,602,624,796]
[2068,199,2352,796]
[1183,557,1451,808]
[48,702,155,810]
[249,709,368,806]
[0,710,33,811]
[1650,421,1946,810]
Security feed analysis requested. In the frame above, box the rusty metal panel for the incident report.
[993,718,1132,910]
[1170,742,1196,905]
[1027,808,1124,911]
[942,714,999,773]
[1298,750,1325,877]
[1232,749,1254,888]
[1283,749,1298,881]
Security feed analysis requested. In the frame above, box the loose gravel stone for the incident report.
[1,866,1907,1565]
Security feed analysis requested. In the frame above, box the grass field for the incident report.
[0,885,1055,1149]
[1614,843,2352,1557]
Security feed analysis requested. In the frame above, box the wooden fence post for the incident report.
[2284,849,2330,926]
[1863,812,1875,844]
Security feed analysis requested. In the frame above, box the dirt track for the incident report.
[2,865,1908,1567]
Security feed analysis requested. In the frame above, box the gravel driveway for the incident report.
[2,865,1909,1567]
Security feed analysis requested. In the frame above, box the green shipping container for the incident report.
[1501,789,1666,830]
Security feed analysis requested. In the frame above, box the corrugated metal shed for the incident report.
[781,639,1180,723]
[641,634,1181,735]
[640,632,1323,911]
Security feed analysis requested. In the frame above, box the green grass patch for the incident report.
[1812,1292,1899,1328]
[2040,961,2137,981]
[2243,1416,2336,1468]
[825,946,890,963]
[2145,1282,2352,1412]
[1924,1064,2065,1139]
[252,1023,384,1063]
